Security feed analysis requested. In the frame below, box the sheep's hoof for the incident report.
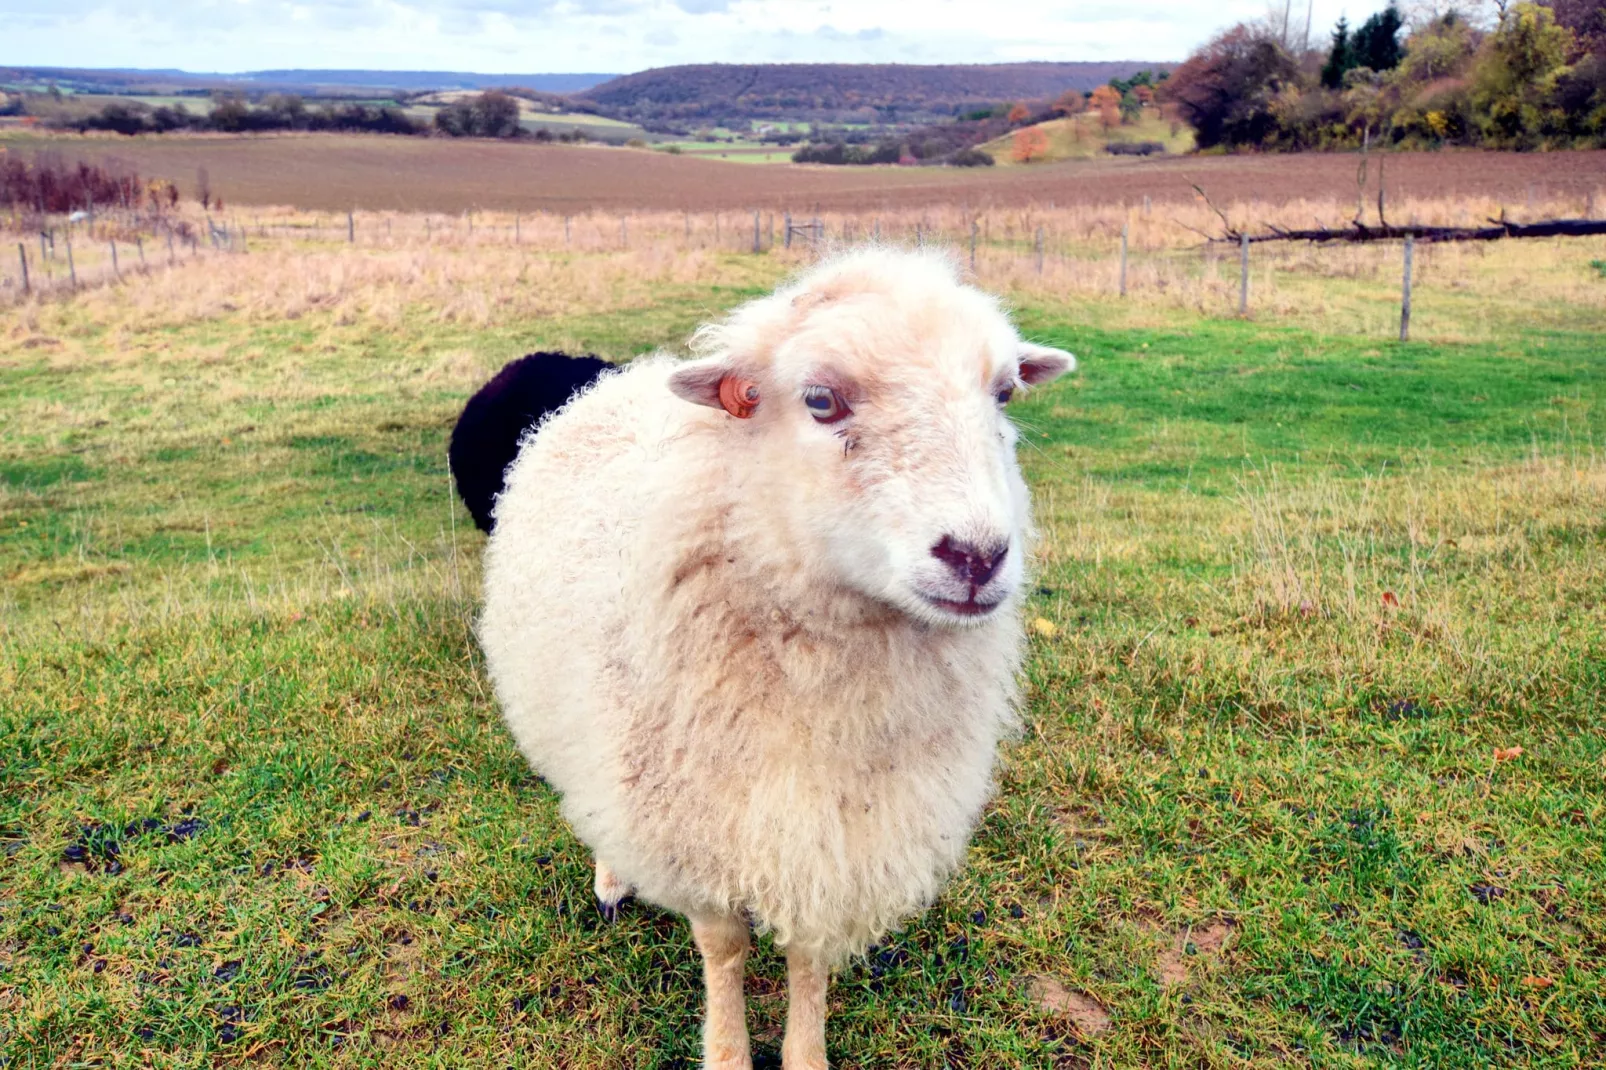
[596,894,635,924]
[593,861,634,923]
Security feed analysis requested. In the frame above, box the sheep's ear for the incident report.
[1017,342,1076,386]
[668,361,761,419]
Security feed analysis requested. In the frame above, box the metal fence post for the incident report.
[1119,220,1129,297]
[1238,233,1250,316]
[1400,234,1415,342]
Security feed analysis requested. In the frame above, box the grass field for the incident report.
[2,206,1605,1067]
[980,111,1195,165]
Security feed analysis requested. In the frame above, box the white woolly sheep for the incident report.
[473,247,1074,1069]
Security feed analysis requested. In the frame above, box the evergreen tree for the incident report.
[1353,5,1405,73]
[1321,16,1353,88]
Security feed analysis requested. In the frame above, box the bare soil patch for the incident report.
[13,134,1603,214]
[1026,975,1113,1035]
[1152,919,1235,987]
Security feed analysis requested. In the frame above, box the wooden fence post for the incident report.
[17,243,28,295]
[752,209,761,254]
[514,215,520,242]
[1034,227,1044,275]
[1238,233,1250,316]
[684,211,690,240]
[969,220,978,272]
[136,235,145,265]
[1119,220,1129,297]
[784,213,792,249]
[564,216,571,246]
[110,240,119,278]
[620,216,628,247]
[66,231,77,288]
[348,211,355,243]
[167,230,175,264]
[1400,234,1415,342]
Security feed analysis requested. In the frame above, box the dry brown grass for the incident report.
[7,189,1603,344]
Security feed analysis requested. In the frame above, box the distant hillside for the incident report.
[577,62,1167,128]
[0,66,616,97]
[238,70,614,93]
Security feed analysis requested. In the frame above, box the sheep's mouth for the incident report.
[920,593,1004,618]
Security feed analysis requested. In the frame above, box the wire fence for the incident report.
[5,191,1603,339]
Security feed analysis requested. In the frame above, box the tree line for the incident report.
[52,91,591,142]
[1161,1,1604,151]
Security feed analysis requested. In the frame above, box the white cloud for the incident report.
[0,0,1398,74]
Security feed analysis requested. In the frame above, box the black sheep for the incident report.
[449,351,611,533]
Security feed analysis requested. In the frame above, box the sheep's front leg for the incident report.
[781,946,828,1070]
[593,860,633,922]
[691,914,751,1070]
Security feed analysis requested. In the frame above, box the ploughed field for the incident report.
[1,204,1604,1067]
[8,132,1606,213]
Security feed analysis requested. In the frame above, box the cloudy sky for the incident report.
[6,0,1398,74]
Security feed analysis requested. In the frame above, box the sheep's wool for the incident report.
[480,249,1040,965]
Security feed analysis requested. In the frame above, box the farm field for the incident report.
[2,199,1606,1067]
[4,132,1604,213]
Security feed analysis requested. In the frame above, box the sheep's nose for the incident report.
[931,536,1009,587]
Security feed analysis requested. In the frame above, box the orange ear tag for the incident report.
[718,376,760,419]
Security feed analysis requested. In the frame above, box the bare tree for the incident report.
[1263,0,1315,53]
[1402,0,1496,30]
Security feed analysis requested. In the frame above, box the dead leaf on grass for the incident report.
[1025,974,1112,1035]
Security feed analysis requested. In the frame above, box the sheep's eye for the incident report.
[995,385,1015,405]
[804,385,850,424]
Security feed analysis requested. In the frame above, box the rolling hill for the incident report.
[576,62,1168,128]
[0,66,617,98]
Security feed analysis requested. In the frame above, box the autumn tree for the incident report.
[1006,102,1030,123]
[1011,124,1049,162]
[1053,89,1087,115]
[1470,1,1574,145]
[1160,23,1300,148]
[1090,84,1123,129]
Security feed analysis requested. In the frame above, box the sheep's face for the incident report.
[671,250,1074,629]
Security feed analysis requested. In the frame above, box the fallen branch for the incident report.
[1207,217,1606,245]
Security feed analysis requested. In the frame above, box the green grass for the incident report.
[2,249,1604,1067]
